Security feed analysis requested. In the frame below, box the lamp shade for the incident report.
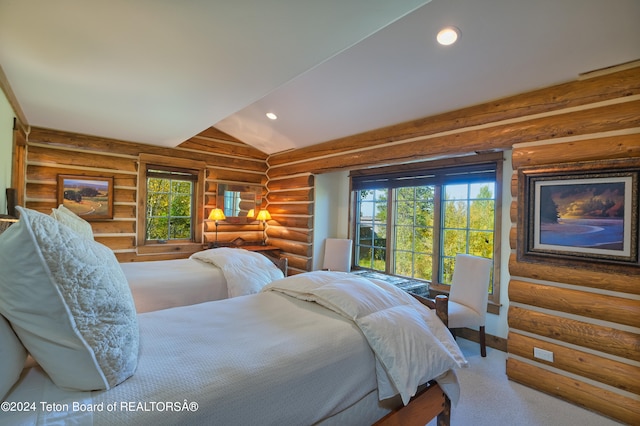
[208,208,226,221]
[256,209,271,221]
[247,209,255,218]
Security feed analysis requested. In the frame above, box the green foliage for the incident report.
[355,181,495,289]
[146,177,193,241]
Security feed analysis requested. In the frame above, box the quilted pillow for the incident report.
[0,314,27,401]
[0,207,138,391]
[51,204,94,239]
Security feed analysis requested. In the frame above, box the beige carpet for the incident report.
[427,338,622,426]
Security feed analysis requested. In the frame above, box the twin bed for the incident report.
[0,207,466,426]
[121,248,288,313]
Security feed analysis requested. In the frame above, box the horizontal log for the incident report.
[509,280,640,327]
[25,182,56,200]
[509,254,640,295]
[91,220,136,234]
[512,133,640,169]
[509,201,517,225]
[26,165,137,187]
[266,203,313,215]
[508,332,640,394]
[267,174,314,191]
[94,236,136,251]
[29,127,266,174]
[113,187,136,203]
[508,306,640,361]
[269,238,312,258]
[206,167,265,181]
[510,173,518,198]
[268,215,313,229]
[267,226,312,243]
[509,227,517,251]
[269,100,640,177]
[269,67,640,168]
[113,204,136,220]
[267,188,314,203]
[281,254,312,271]
[24,201,56,213]
[28,145,138,172]
[180,128,268,160]
[506,358,640,425]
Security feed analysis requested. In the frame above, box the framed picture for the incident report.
[518,159,639,269]
[57,175,114,220]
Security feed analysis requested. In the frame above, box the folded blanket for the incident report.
[263,271,467,405]
[190,248,284,297]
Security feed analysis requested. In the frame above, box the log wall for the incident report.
[11,61,640,422]
[20,126,269,262]
[267,65,640,423]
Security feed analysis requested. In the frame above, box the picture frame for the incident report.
[517,159,639,269]
[57,175,114,220]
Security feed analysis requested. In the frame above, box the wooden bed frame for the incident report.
[376,294,452,426]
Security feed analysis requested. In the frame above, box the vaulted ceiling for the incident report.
[1,0,639,155]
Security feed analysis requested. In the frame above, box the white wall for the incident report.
[313,155,513,339]
[312,170,350,270]
[0,90,15,215]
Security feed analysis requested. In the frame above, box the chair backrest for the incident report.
[322,238,353,272]
[449,254,492,319]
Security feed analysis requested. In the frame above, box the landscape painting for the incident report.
[57,175,113,220]
[529,171,638,264]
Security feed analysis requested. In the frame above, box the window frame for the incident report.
[350,153,503,309]
[137,154,205,255]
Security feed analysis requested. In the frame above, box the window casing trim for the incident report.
[350,152,503,308]
[137,154,205,254]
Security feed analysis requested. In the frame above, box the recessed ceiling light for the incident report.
[266,112,278,120]
[437,26,460,46]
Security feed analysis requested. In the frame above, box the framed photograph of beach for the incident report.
[57,175,114,220]
[518,159,639,268]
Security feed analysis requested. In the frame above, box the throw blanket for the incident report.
[263,271,467,405]
[190,248,284,297]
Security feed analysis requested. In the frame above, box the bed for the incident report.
[0,207,466,425]
[120,248,288,313]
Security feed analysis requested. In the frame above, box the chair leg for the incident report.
[479,326,486,357]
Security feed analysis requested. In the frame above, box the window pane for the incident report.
[394,251,413,276]
[352,160,498,297]
[395,226,414,250]
[373,247,386,271]
[441,256,456,284]
[146,174,193,241]
[443,200,468,228]
[414,254,432,281]
[396,201,415,225]
[442,229,467,257]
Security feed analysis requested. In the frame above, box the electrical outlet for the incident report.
[533,347,554,362]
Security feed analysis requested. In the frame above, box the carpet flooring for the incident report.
[427,338,623,426]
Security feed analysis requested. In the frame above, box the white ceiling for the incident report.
[1,0,639,155]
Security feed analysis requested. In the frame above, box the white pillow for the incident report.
[0,314,27,401]
[0,206,138,391]
[51,204,94,239]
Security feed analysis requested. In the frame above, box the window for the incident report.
[137,154,205,252]
[145,168,196,241]
[351,153,502,306]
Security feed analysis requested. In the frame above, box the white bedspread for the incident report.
[3,271,466,425]
[263,271,467,405]
[121,258,228,313]
[4,290,378,425]
[190,248,284,297]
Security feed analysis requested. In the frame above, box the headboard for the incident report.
[263,253,288,277]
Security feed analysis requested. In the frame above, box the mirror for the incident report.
[217,184,262,222]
